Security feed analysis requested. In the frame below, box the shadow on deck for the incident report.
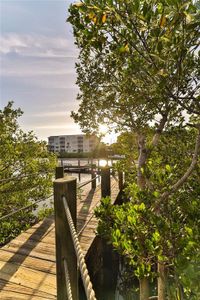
[0,177,120,299]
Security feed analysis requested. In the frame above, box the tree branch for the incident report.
[151,112,169,148]
[174,97,200,115]
[160,125,200,201]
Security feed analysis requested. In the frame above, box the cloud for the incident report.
[2,64,77,77]
[20,122,82,141]
[0,33,78,58]
[48,98,79,109]
[0,1,81,141]
[32,111,70,117]
[1,33,79,81]
[34,124,77,129]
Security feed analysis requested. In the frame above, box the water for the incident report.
[59,158,115,168]
[35,172,93,215]
[35,159,98,214]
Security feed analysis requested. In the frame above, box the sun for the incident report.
[99,124,108,135]
[98,124,118,144]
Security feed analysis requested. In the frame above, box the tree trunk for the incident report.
[140,277,150,300]
[157,262,166,300]
[137,134,150,299]
[137,134,147,189]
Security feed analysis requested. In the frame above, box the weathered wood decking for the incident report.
[0,177,120,299]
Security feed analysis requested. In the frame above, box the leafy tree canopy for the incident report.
[68,1,200,299]
[69,0,200,134]
[0,102,56,245]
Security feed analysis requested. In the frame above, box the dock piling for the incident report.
[101,167,111,198]
[54,177,78,300]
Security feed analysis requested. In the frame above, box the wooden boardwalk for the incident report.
[0,177,120,299]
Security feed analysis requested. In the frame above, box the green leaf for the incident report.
[139,202,146,211]
[165,164,171,172]
[153,231,160,242]
[153,191,160,198]
[115,228,121,238]
[185,226,193,236]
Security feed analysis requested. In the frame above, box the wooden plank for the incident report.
[80,236,96,245]
[0,279,56,299]
[79,228,96,235]
[79,232,96,239]
[0,261,56,296]
[0,180,120,299]
[3,243,55,262]
[77,219,97,225]
[76,215,96,221]
[24,225,55,238]
[0,249,56,275]
[28,216,54,230]
[4,242,55,259]
[10,232,55,246]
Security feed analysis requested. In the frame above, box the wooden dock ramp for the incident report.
[0,177,120,299]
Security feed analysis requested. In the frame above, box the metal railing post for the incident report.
[54,177,78,300]
[56,166,64,179]
[101,167,111,198]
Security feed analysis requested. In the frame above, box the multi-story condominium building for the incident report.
[48,134,99,153]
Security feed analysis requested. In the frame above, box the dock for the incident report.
[0,176,120,299]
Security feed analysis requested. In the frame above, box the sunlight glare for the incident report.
[99,124,108,135]
[99,159,108,167]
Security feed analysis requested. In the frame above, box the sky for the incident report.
[0,0,83,142]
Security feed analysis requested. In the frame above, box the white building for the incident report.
[48,134,99,153]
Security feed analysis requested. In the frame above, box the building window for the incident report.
[77,137,83,143]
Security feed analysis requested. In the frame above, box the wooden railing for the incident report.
[53,166,124,300]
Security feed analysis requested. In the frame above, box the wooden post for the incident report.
[91,170,96,189]
[56,166,64,179]
[78,160,81,182]
[118,171,123,190]
[54,177,78,300]
[98,159,100,182]
[101,167,111,198]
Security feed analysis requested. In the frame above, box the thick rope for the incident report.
[78,175,100,189]
[63,258,73,300]
[62,196,97,300]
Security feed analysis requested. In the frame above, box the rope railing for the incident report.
[63,259,73,300]
[62,195,97,300]
[78,175,100,189]
[0,193,53,222]
[54,168,124,299]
